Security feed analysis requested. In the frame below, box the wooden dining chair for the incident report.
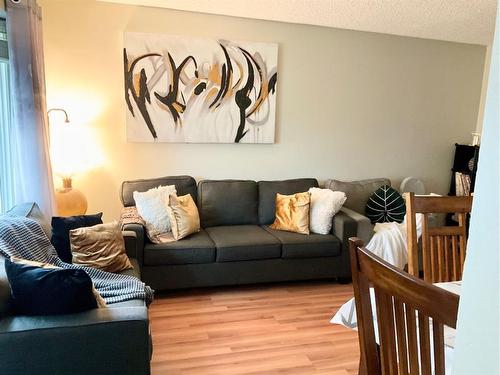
[349,238,459,375]
[405,192,472,283]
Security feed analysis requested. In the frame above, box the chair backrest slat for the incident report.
[452,235,459,280]
[418,312,432,375]
[405,305,420,374]
[405,193,472,282]
[375,289,398,374]
[393,298,409,375]
[433,321,445,375]
[458,213,467,273]
[349,238,459,375]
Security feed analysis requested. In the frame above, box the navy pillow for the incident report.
[4,259,97,315]
[51,213,103,263]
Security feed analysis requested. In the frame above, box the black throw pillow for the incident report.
[51,213,103,263]
[4,259,97,316]
[365,185,406,223]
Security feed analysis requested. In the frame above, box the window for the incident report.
[0,18,14,213]
[0,19,7,59]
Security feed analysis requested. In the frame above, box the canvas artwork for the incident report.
[124,32,278,143]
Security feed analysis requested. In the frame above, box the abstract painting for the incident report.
[124,32,278,143]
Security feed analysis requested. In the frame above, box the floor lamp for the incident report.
[48,108,88,217]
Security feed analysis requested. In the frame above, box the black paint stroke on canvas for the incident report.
[124,41,277,142]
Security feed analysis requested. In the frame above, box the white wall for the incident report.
[454,4,499,374]
[39,0,486,220]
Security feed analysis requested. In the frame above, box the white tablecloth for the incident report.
[365,213,423,269]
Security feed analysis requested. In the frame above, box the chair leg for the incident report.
[359,356,367,375]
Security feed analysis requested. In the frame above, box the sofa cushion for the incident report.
[143,230,215,266]
[119,258,141,279]
[325,178,391,215]
[107,298,146,308]
[258,178,319,225]
[206,225,281,262]
[263,226,341,259]
[121,175,197,207]
[198,180,258,227]
[111,257,144,307]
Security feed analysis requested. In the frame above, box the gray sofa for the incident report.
[121,175,376,290]
[324,177,392,243]
[0,229,151,375]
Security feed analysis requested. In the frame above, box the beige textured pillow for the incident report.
[166,194,200,240]
[9,257,107,308]
[70,222,133,273]
[270,192,311,235]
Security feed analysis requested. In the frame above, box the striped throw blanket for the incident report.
[0,215,154,305]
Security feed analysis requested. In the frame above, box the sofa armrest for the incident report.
[122,224,145,266]
[0,307,151,375]
[123,230,137,259]
[336,207,374,244]
[331,208,374,279]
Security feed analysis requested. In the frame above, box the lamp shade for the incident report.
[48,109,91,217]
[48,108,102,178]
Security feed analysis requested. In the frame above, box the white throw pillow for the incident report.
[308,187,347,235]
[133,185,177,243]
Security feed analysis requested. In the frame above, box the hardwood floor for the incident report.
[149,281,360,374]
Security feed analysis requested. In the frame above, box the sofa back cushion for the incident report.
[325,178,391,214]
[121,175,197,207]
[258,178,319,225]
[197,180,258,227]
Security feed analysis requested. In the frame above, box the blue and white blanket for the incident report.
[0,216,154,305]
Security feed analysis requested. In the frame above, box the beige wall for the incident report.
[475,45,492,134]
[39,0,486,221]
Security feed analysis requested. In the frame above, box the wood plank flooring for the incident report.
[149,281,360,374]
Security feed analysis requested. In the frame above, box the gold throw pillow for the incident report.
[70,221,133,273]
[166,194,200,240]
[270,192,311,235]
[10,256,107,308]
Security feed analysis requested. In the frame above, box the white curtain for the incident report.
[0,61,16,212]
[4,0,55,216]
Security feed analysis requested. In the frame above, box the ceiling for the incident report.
[100,0,497,46]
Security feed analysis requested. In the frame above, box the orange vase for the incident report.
[55,178,88,217]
